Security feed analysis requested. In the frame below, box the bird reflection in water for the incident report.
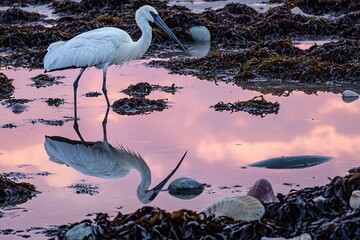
[44,108,187,204]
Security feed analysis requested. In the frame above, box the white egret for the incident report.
[44,5,186,108]
[44,108,187,204]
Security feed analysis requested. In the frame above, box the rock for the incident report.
[168,177,204,200]
[11,103,28,114]
[342,90,359,103]
[189,26,211,42]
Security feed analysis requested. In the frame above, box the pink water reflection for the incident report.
[0,60,360,234]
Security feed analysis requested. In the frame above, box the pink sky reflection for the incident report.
[0,61,359,232]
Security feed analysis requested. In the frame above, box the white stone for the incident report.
[189,26,211,42]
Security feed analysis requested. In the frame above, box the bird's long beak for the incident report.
[153,14,187,53]
[148,151,188,201]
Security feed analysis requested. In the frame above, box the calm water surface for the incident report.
[1,58,360,235]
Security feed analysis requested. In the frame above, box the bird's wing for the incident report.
[44,136,131,178]
[44,27,133,71]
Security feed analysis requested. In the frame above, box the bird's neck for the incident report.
[136,161,152,203]
[135,21,153,57]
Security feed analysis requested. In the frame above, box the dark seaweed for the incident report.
[0,72,15,99]
[0,174,37,207]
[50,174,360,239]
[112,97,168,115]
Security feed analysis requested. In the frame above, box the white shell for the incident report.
[202,195,265,221]
[247,178,279,203]
[261,233,312,240]
[189,26,211,42]
[349,190,360,210]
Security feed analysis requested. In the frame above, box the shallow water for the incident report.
[168,0,281,13]
[1,57,360,237]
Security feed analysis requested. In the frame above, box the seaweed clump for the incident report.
[0,7,44,23]
[30,74,63,88]
[122,82,182,97]
[46,98,64,107]
[212,96,280,117]
[112,97,168,115]
[151,39,360,95]
[0,174,37,207]
[0,72,15,99]
[51,173,360,239]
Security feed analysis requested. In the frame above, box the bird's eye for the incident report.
[149,11,157,18]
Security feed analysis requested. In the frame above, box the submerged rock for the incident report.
[168,177,204,200]
[249,155,332,169]
[10,103,28,114]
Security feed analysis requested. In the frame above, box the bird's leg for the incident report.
[73,67,86,144]
[102,107,110,149]
[102,68,111,107]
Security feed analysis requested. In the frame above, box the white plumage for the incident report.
[44,109,187,204]
[43,5,185,107]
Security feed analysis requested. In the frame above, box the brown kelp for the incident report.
[211,96,280,117]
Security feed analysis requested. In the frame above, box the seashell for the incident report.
[168,177,204,200]
[349,190,360,210]
[202,195,265,221]
[189,26,211,42]
[342,90,359,103]
[261,233,312,240]
[247,178,279,203]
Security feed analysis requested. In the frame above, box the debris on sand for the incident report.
[212,96,280,117]
[0,174,37,207]
[112,97,168,115]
